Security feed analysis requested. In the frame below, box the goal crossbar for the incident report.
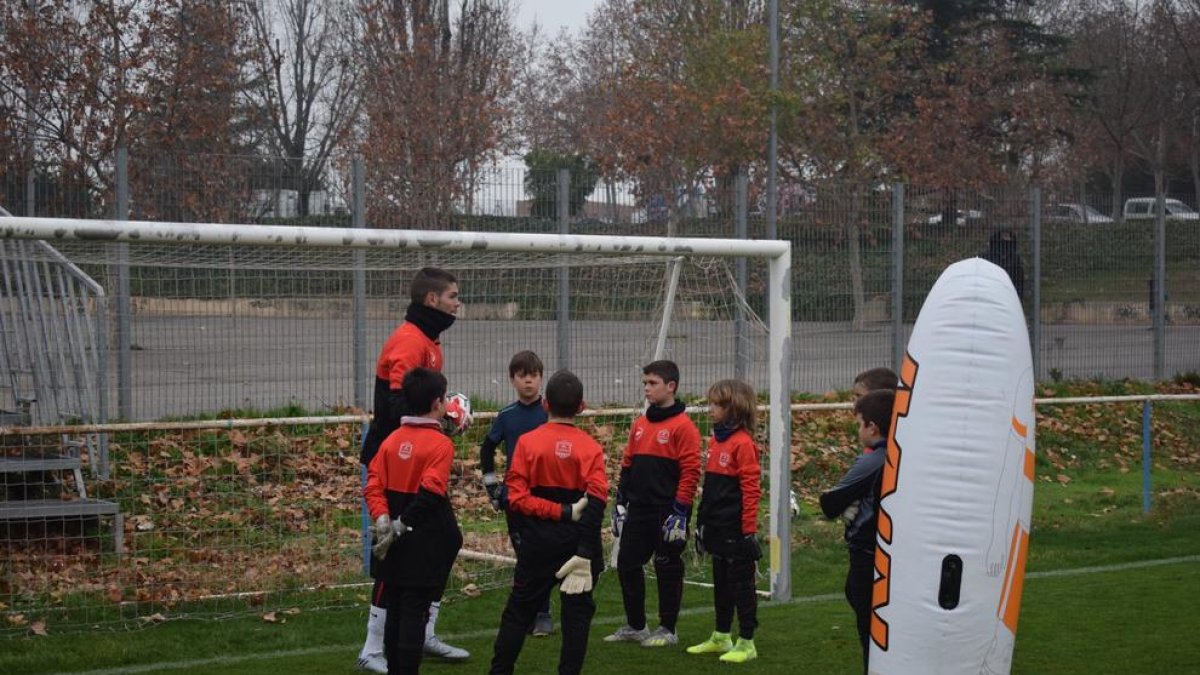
[1,215,795,601]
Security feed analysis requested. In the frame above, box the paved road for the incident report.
[110,316,1200,420]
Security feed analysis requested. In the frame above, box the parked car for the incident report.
[1122,197,1200,221]
[1046,203,1114,224]
[926,209,984,226]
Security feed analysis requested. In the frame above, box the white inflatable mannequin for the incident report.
[869,258,1036,675]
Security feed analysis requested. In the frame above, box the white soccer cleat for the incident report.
[424,634,470,661]
[604,625,650,642]
[356,652,387,673]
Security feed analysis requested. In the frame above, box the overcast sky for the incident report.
[515,0,599,34]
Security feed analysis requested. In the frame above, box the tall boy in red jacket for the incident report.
[489,369,608,675]
[606,359,702,647]
[365,367,464,675]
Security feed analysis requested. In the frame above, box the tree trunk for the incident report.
[1111,155,1124,223]
[847,185,866,332]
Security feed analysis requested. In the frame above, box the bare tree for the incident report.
[246,0,362,217]
[356,0,520,229]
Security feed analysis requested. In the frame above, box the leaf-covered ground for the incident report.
[2,380,1197,634]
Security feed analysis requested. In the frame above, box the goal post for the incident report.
[2,215,794,601]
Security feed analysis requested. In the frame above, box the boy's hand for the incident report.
[372,515,395,559]
[736,533,762,561]
[841,500,861,525]
[483,473,505,511]
[662,501,690,545]
[555,555,593,594]
[568,496,588,522]
[611,504,627,538]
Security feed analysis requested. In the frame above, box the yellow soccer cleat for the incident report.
[686,631,733,655]
[718,638,757,664]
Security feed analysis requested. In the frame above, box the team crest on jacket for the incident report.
[397,441,413,460]
[634,427,644,442]
[655,429,670,445]
[719,452,731,467]
[555,440,573,459]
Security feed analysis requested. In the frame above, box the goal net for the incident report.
[0,218,793,631]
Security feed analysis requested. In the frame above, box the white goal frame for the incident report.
[1,216,795,601]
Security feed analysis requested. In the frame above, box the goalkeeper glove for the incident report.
[611,503,627,538]
[662,501,690,545]
[555,555,593,594]
[736,533,762,561]
[372,514,395,559]
[561,495,588,522]
[840,500,861,525]
[371,514,411,560]
[483,472,505,511]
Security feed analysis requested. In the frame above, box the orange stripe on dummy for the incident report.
[1010,415,1028,438]
[1023,448,1035,482]
[871,546,892,649]
[1000,527,1030,632]
[996,524,1021,617]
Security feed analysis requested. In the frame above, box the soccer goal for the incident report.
[1,216,796,605]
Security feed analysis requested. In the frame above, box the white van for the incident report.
[1122,198,1200,221]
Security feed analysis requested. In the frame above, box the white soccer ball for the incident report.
[443,392,473,436]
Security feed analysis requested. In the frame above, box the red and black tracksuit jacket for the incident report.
[361,304,452,465]
[696,426,762,555]
[616,403,701,509]
[506,422,609,566]
[364,419,462,587]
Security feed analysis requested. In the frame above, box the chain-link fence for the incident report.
[2,149,1199,633]
[4,151,1197,421]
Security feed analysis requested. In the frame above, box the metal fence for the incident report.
[1,150,1198,422]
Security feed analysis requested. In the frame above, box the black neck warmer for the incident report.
[713,422,739,442]
[646,400,686,423]
[405,302,456,341]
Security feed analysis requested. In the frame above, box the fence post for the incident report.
[1142,400,1152,514]
[115,147,132,421]
[1153,192,1166,380]
[352,158,367,411]
[892,183,905,372]
[735,170,749,379]
[1030,187,1042,380]
[557,168,571,371]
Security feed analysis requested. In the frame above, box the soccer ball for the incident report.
[443,392,473,436]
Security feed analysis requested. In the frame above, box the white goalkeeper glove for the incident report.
[372,514,411,559]
[569,496,588,522]
[372,515,395,559]
[555,555,593,594]
[841,500,861,525]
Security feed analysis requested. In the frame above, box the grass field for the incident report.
[4,470,1198,674]
[3,387,1198,674]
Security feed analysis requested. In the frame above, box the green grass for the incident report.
[4,386,1197,672]
[3,486,1198,674]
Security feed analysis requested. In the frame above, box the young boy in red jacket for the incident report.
[489,369,608,675]
[606,359,702,647]
[687,378,763,664]
[365,367,464,675]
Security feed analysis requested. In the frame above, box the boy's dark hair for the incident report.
[642,359,680,387]
[854,389,895,438]
[402,367,448,417]
[854,367,898,392]
[410,267,457,305]
[508,350,544,378]
[545,369,584,418]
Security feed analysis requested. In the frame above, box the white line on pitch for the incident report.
[53,554,1200,675]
